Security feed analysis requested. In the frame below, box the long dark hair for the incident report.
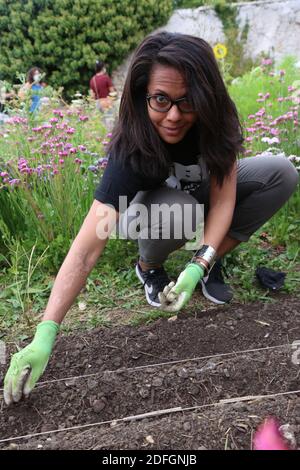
[108,32,244,185]
[26,67,42,84]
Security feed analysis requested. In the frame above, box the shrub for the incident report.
[0,0,173,100]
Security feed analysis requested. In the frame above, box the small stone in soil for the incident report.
[92,400,106,413]
[152,377,163,387]
[139,387,150,398]
[183,422,192,431]
[177,367,189,379]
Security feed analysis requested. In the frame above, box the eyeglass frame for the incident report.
[146,93,195,114]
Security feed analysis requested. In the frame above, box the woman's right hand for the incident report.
[4,321,59,405]
[159,263,204,312]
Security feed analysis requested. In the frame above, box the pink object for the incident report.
[253,418,290,450]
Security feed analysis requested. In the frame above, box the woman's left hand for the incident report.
[159,263,204,312]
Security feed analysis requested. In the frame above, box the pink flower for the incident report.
[261,136,280,144]
[9,179,21,186]
[270,128,280,135]
[53,109,64,118]
[66,128,75,134]
[255,108,265,117]
[261,58,273,66]
[79,115,89,121]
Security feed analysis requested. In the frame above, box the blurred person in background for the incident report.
[89,60,116,112]
[18,67,46,113]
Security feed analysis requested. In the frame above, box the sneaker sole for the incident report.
[135,264,161,308]
[200,279,226,305]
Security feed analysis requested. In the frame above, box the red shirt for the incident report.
[90,74,113,99]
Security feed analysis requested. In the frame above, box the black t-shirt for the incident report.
[94,128,209,212]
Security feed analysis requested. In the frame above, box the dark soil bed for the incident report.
[0,295,299,450]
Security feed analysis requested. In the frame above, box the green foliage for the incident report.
[0,103,108,270]
[173,0,257,9]
[214,2,255,82]
[0,0,173,99]
[229,56,300,156]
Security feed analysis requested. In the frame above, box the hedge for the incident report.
[0,0,173,99]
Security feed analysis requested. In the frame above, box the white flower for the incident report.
[288,155,300,162]
[261,137,280,144]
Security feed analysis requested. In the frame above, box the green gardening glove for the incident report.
[4,320,59,405]
[158,263,204,312]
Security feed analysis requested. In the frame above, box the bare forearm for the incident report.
[42,247,103,324]
[204,203,234,252]
[204,164,237,252]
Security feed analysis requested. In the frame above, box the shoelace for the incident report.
[142,267,170,290]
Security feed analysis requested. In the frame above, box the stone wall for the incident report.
[160,0,300,63]
[112,0,300,91]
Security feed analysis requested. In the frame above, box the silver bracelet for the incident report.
[193,258,210,276]
[191,245,217,272]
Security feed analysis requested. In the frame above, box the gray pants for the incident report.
[119,156,299,265]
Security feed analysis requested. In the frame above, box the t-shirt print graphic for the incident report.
[165,158,209,193]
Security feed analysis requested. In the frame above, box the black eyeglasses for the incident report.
[146,94,195,113]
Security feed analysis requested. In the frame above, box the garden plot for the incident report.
[0,295,299,450]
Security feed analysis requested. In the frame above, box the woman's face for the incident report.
[147,64,197,144]
[33,70,42,82]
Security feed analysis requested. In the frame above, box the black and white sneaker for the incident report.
[135,263,171,307]
[200,259,233,304]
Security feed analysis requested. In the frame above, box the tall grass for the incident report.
[229,56,300,246]
[0,105,108,269]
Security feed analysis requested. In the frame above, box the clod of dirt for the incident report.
[177,367,189,378]
[92,400,106,413]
